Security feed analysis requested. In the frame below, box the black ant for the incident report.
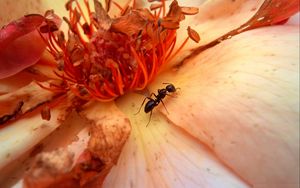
[135,83,178,126]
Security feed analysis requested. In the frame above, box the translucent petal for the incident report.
[150,26,299,187]
[103,93,249,188]
[172,0,299,67]
[287,12,300,25]
[1,112,89,188]
[0,101,71,171]
[0,15,46,79]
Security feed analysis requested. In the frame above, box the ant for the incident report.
[135,83,178,126]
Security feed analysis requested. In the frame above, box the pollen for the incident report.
[39,0,199,101]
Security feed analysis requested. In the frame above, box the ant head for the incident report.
[166,84,176,92]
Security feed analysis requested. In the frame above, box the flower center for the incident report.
[39,0,199,101]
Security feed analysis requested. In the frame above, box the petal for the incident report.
[103,93,248,188]
[0,82,62,125]
[79,101,131,164]
[0,14,46,79]
[0,112,89,187]
[172,0,299,67]
[0,0,64,79]
[150,26,299,187]
[185,0,299,45]
[0,71,36,94]
[0,97,71,171]
[287,12,300,25]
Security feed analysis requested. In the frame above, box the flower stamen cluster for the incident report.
[39,0,199,101]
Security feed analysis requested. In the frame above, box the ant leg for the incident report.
[134,97,148,115]
[146,110,153,127]
[160,100,169,114]
[149,92,157,98]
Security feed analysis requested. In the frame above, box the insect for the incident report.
[136,83,178,126]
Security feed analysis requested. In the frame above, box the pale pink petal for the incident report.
[172,0,299,67]
[189,0,299,45]
[150,26,299,187]
[287,12,300,25]
[102,93,248,188]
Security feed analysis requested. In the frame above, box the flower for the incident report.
[0,0,299,188]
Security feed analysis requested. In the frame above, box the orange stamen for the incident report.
[130,46,149,90]
[40,0,199,102]
[167,37,189,62]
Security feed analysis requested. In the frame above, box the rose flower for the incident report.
[0,0,299,188]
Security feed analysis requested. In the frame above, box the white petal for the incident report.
[174,0,263,49]
[1,111,89,188]
[150,26,299,187]
[0,101,70,175]
[103,93,248,188]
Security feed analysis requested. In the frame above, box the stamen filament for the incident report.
[39,0,200,101]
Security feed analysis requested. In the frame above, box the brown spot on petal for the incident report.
[41,106,51,121]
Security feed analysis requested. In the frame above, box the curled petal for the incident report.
[0,14,46,79]
[0,94,72,171]
[172,0,299,67]
[0,82,63,125]
[152,26,299,187]
[77,101,131,186]
[193,0,299,45]
[0,111,90,187]
[0,11,62,79]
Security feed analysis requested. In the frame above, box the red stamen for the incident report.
[167,37,189,62]
[40,0,199,101]
[130,46,148,90]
